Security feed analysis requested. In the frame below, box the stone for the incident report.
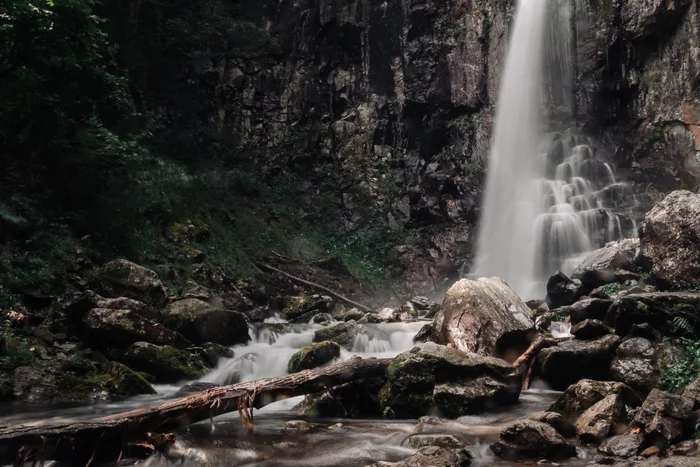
[94,259,168,308]
[281,295,334,321]
[667,440,699,457]
[574,394,627,442]
[570,319,613,340]
[413,324,436,343]
[281,420,314,432]
[163,299,250,346]
[632,389,695,443]
[200,342,234,366]
[565,299,614,325]
[403,434,464,449]
[638,458,700,467]
[180,280,212,301]
[379,342,520,418]
[546,271,584,309]
[287,341,341,373]
[122,342,208,383]
[430,278,534,359]
[366,446,472,467]
[12,366,109,403]
[244,306,273,323]
[640,191,700,289]
[312,322,360,350]
[64,290,155,321]
[598,433,644,458]
[550,380,641,417]
[104,361,156,396]
[610,338,683,393]
[335,307,366,322]
[527,411,575,438]
[411,296,437,312]
[490,420,577,460]
[605,293,700,336]
[297,377,385,418]
[82,308,191,350]
[537,335,621,390]
[573,239,641,291]
[681,375,700,408]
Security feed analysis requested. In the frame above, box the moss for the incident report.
[56,373,107,402]
[312,323,358,349]
[282,296,325,320]
[125,343,208,381]
[426,304,441,319]
[288,341,341,373]
[105,361,156,396]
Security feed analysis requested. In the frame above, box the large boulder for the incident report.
[605,293,700,336]
[104,361,156,396]
[490,420,577,460]
[537,335,621,390]
[378,342,520,418]
[366,446,472,467]
[12,367,109,403]
[281,295,334,322]
[631,389,695,444]
[527,412,575,438]
[573,239,641,291]
[565,298,614,325]
[570,319,613,340]
[297,377,385,418]
[681,375,700,408]
[162,299,250,346]
[313,322,360,350]
[640,190,700,289]
[122,342,208,383]
[598,433,645,458]
[287,341,341,373]
[574,394,627,442]
[610,338,684,393]
[430,278,534,360]
[82,308,191,350]
[546,272,584,309]
[550,379,641,417]
[94,259,168,308]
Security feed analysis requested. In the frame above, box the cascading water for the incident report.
[473,0,633,299]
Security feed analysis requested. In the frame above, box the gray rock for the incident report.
[632,389,695,443]
[122,342,208,383]
[640,191,700,289]
[598,433,644,458]
[550,379,641,417]
[403,434,464,449]
[667,440,699,457]
[94,259,168,308]
[537,335,621,389]
[244,305,273,322]
[573,239,641,290]
[287,341,341,373]
[621,0,691,40]
[366,446,472,467]
[681,375,700,408]
[162,298,250,346]
[281,420,314,432]
[565,298,613,325]
[611,338,683,393]
[379,342,520,418]
[312,322,360,350]
[297,377,385,418]
[282,295,334,321]
[104,361,156,396]
[574,394,627,442]
[605,292,700,336]
[546,271,584,309]
[430,278,534,358]
[490,420,577,460]
[571,319,613,340]
[527,411,575,438]
[200,342,234,366]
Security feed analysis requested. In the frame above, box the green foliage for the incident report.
[672,316,697,337]
[663,338,700,393]
[600,282,625,295]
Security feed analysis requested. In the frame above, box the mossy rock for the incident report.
[105,361,156,396]
[162,299,250,346]
[312,323,359,350]
[288,341,341,373]
[122,342,209,383]
[282,295,333,321]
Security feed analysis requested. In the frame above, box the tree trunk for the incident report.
[0,356,390,465]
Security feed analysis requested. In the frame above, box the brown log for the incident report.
[511,334,566,390]
[0,356,390,465]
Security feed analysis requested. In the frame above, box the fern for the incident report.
[673,316,696,337]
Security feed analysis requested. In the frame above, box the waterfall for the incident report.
[472,0,634,300]
[472,0,549,300]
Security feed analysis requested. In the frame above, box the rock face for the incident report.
[490,420,577,460]
[287,341,340,373]
[163,299,250,346]
[605,293,700,336]
[379,342,520,418]
[610,338,683,393]
[641,191,700,289]
[574,394,626,442]
[632,389,695,444]
[546,272,584,309]
[537,335,621,390]
[82,308,191,350]
[122,342,208,383]
[430,278,534,360]
[94,259,168,308]
[550,379,641,417]
[573,239,641,291]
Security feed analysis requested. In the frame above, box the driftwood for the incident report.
[258,263,372,312]
[0,356,390,465]
[512,334,565,390]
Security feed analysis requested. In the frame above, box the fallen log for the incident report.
[0,356,390,465]
[511,334,566,390]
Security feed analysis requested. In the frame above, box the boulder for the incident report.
[527,411,575,438]
[94,259,168,308]
[573,239,641,291]
[180,280,212,301]
[546,272,584,309]
[574,394,627,442]
[490,420,577,460]
[366,446,472,467]
[64,290,155,321]
[281,295,334,321]
[244,306,273,323]
[122,342,208,383]
[403,434,464,449]
[104,361,156,396]
[632,389,695,444]
[598,433,644,458]
[605,293,700,336]
[335,307,367,322]
[667,440,699,457]
[681,375,700,408]
[200,342,234,366]
[297,377,385,418]
[82,308,191,350]
[640,190,700,289]
[537,335,621,389]
[565,298,613,325]
[378,342,520,418]
[550,380,641,417]
[313,322,360,350]
[287,341,341,373]
[281,420,314,432]
[430,278,534,360]
[570,319,613,340]
[12,367,109,403]
[162,299,250,346]
[610,338,683,393]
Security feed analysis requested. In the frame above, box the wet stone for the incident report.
[403,434,464,449]
[598,433,644,458]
